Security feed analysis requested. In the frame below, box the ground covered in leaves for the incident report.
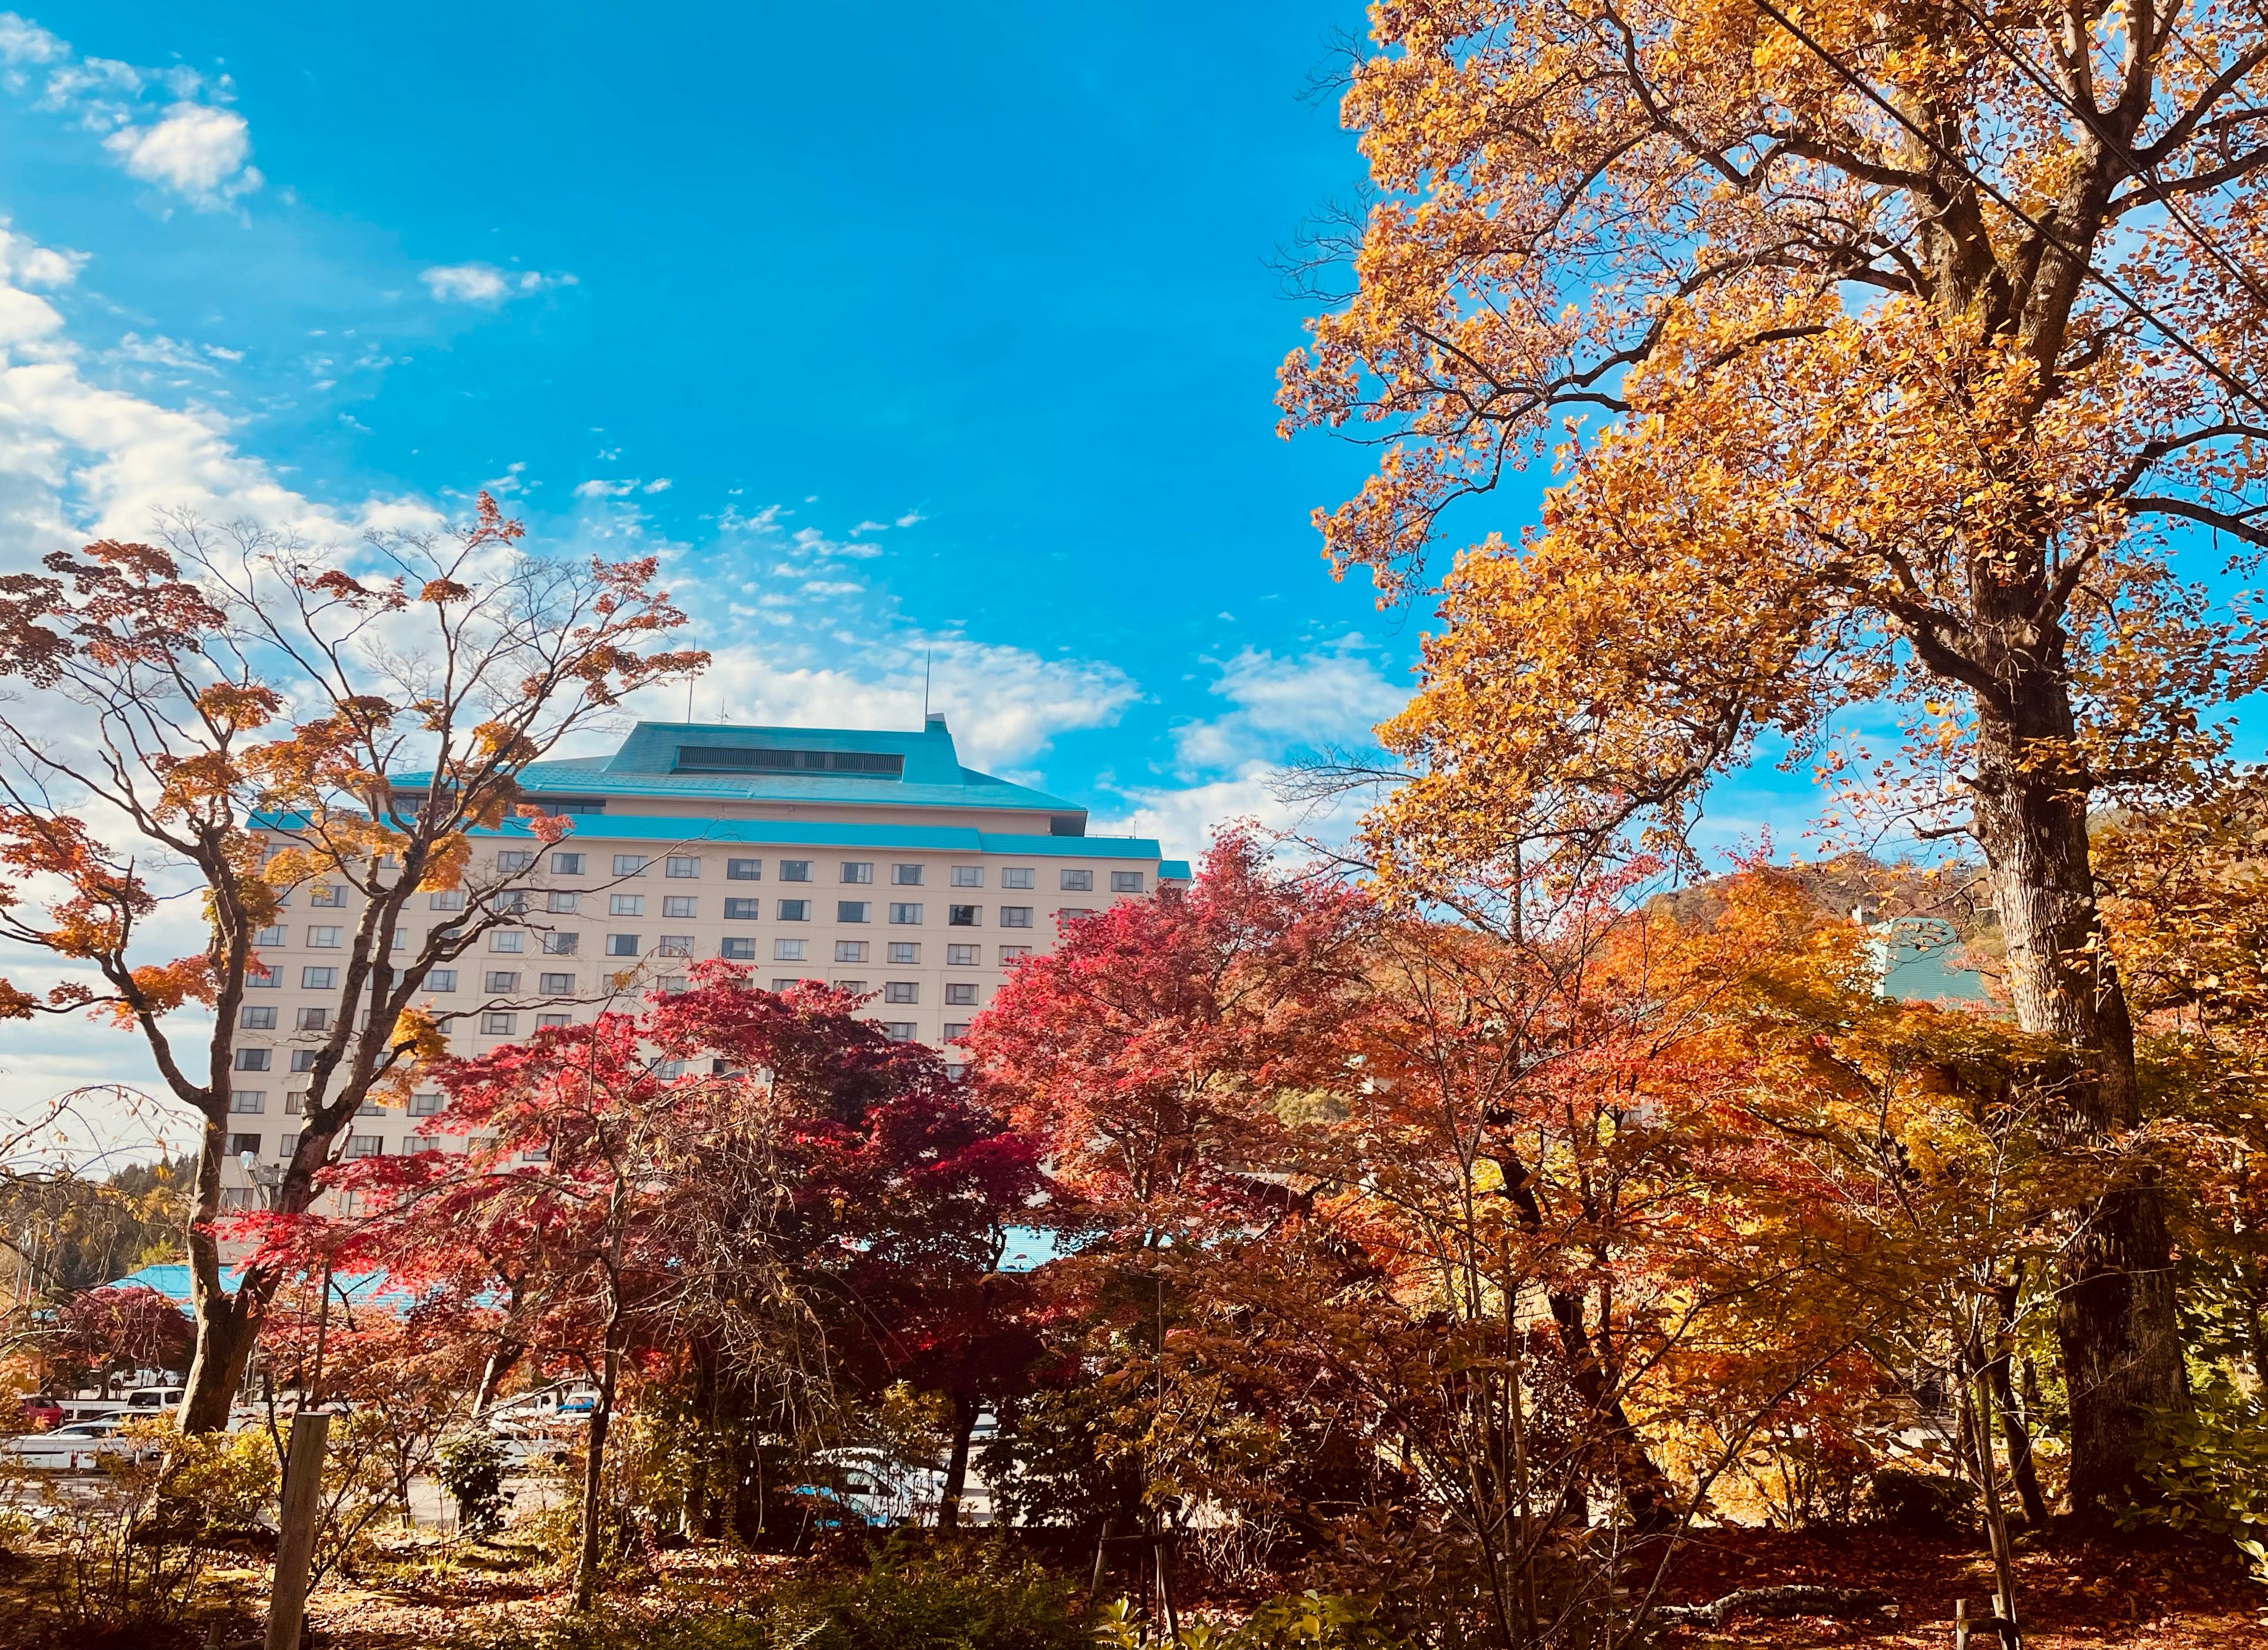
[2,1526,2264,1648]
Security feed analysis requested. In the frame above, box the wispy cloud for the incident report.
[421,262,575,304]
[0,12,263,207]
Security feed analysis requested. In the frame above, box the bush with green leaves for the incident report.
[440,1430,516,1536]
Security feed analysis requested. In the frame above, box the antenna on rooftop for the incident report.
[922,647,932,721]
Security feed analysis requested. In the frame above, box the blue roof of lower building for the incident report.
[104,1263,418,1314]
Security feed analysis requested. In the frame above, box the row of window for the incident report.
[484,852,1141,893]
[258,902,1087,958]
[246,942,1038,994]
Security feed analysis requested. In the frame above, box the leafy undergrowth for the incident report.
[1657,1526,2268,1647]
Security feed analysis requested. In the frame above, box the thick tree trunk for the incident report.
[938,1389,978,1530]
[180,1128,266,1434]
[1970,708,2185,1523]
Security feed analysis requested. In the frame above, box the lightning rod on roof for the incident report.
[923,647,932,720]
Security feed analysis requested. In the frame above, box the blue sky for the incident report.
[0,1,1504,861]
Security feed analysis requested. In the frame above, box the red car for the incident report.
[14,1395,64,1433]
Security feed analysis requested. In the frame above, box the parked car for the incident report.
[0,1417,162,1470]
[121,1387,185,1413]
[789,1447,947,1529]
[14,1395,64,1432]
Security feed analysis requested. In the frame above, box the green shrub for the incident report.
[440,1431,516,1537]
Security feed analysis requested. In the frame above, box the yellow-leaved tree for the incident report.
[1278,0,2268,1517]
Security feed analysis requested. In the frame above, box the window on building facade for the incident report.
[774,938,807,961]
[943,1023,970,1042]
[841,862,873,884]
[888,942,918,964]
[839,901,871,923]
[542,932,579,954]
[235,1047,271,1071]
[240,1005,276,1031]
[605,934,639,956]
[945,982,978,1006]
[835,941,868,962]
[1060,868,1093,891]
[721,897,759,919]
[291,1050,319,1072]
[892,864,923,886]
[486,971,522,993]
[882,1022,918,1042]
[951,866,983,887]
[229,1132,261,1158]
[302,966,338,989]
[285,1092,305,1116]
[552,852,586,875]
[1112,870,1145,893]
[494,889,530,915]
[309,883,346,907]
[663,895,697,919]
[658,975,687,994]
[947,944,978,966]
[230,1089,265,1113]
[885,981,918,1004]
[345,1135,383,1159]
[948,905,979,926]
[296,1007,329,1032]
[540,972,575,994]
[888,902,922,925]
[246,965,279,988]
[490,930,525,953]
[429,968,458,992]
[1059,908,1096,923]
[482,1011,517,1035]
[667,856,701,878]
[727,858,763,880]
[404,1136,438,1156]
[777,899,810,922]
[307,925,341,948]
[1002,867,1035,889]
[538,1013,571,1029]
[772,978,802,991]
[498,850,535,873]
[548,890,580,913]
[721,937,756,959]
[658,935,693,957]
[614,854,650,876]
[256,923,287,946]
[609,893,644,916]
[780,860,812,882]
[411,1091,443,1116]
[1001,907,1033,929]
[430,889,466,911]
[1000,945,1031,963]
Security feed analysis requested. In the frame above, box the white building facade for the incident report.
[217,716,1186,1203]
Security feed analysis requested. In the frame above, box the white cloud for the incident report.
[0,16,263,207]
[0,12,63,67]
[421,262,569,304]
[1091,765,1377,864]
[103,102,261,206]
[1171,639,1406,774]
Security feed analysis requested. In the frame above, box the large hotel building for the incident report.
[217,716,1186,1204]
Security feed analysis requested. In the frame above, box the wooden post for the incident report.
[1153,1531,1180,1644]
[1954,1598,1969,1650]
[265,1410,331,1650]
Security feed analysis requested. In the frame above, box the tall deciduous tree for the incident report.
[0,500,704,1431]
[1277,0,2268,1515]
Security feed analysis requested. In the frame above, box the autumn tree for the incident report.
[1277,0,2268,1515]
[0,501,705,1431]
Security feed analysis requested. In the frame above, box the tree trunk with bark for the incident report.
[938,1389,979,1531]
[573,1339,621,1613]
[1970,693,2186,1523]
